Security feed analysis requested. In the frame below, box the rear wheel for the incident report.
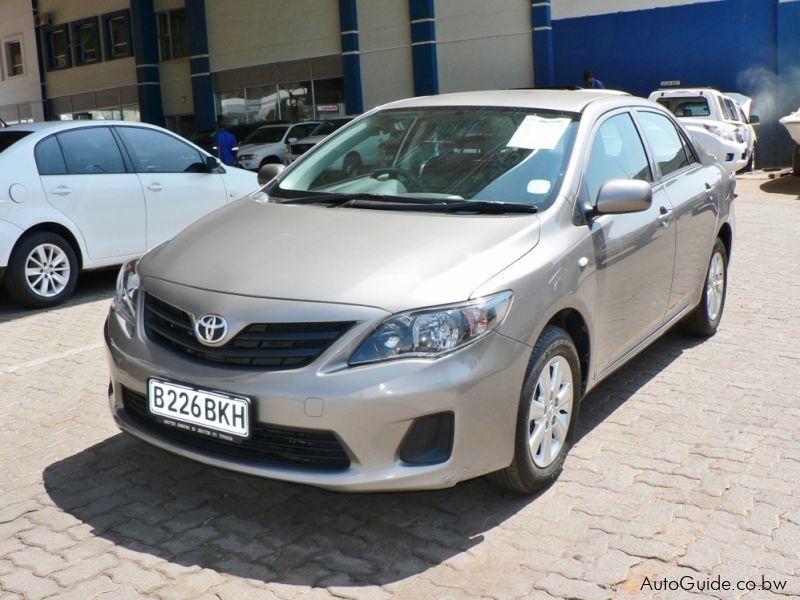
[682,237,727,336]
[490,325,581,494]
[5,232,78,308]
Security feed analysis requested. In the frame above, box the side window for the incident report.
[724,99,741,123]
[585,113,652,203]
[56,127,126,174]
[289,124,315,140]
[35,136,68,175]
[637,111,692,177]
[117,127,205,173]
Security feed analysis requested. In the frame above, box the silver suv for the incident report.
[105,90,734,493]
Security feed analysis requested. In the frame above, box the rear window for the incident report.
[656,97,710,118]
[0,131,32,153]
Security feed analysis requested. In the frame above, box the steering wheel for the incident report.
[370,167,427,192]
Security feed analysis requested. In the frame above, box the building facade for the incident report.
[0,0,45,124]
[4,0,798,165]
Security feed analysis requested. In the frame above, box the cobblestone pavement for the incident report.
[1,177,799,600]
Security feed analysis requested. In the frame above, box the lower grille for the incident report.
[121,387,351,471]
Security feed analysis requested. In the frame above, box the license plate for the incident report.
[148,378,250,440]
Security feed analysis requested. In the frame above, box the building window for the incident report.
[4,38,24,77]
[103,10,133,60]
[45,25,71,70]
[72,18,100,66]
[156,9,188,61]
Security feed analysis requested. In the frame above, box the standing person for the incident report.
[211,116,239,166]
[583,70,605,89]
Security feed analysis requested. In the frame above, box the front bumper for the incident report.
[104,281,531,492]
[237,158,260,171]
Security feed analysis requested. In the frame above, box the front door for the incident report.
[115,126,228,249]
[583,112,676,375]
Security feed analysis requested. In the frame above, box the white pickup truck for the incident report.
[648,88,758,173]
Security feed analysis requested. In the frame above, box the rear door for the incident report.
[635,110,718,316]
[38,127,146,260]
[115,126,228,249]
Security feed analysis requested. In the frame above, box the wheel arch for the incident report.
[14,223,84,270]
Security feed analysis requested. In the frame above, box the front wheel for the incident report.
[682,237,727,336]
[489,325,581,494]
[5,232,79,308]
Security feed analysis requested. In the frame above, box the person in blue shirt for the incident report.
[583,70,605,89]
[211,116,239,166]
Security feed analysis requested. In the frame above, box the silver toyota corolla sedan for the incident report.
[105,90,734,493]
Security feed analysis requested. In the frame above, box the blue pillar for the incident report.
[338,0,363,114]
[186,0,214,131]
[130,0,164,126]
[531,0,554,87]
[409,0,438,96]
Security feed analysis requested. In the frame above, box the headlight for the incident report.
[112,259,140,326]
[703,124,736,142]
[349,291,512,365]
[238,154,255,160]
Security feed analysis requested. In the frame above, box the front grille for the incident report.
[121,387,351,470]
[143,293,354,370]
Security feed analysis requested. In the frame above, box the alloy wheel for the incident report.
[528,355,574,468]
[24,243,71,298]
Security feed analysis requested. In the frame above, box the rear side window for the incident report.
[585,113,652,203]
[638,111,692,177]
[117,127,206,173]
[0,131,32,153]
[56,127,126,174]
[35,136,68,175]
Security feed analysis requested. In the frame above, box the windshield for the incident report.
[656,97,710,118]
[0,130,32,153]
[243,126,289,145]
[275,107,578,209]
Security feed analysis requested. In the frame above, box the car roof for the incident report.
[1,120,171,139]
[380,89,635,114]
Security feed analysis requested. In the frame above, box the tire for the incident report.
[745,147,755,172]
[793,144,800,177]
[5,232,79,309]
[682,237,727,337]
[489,325,581,494]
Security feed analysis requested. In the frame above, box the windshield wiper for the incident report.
[274,193,445,206]
[273,194,538,214]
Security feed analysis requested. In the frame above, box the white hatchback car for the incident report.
[0,121,257,308]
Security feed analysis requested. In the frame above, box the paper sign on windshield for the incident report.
[507,116,571,150]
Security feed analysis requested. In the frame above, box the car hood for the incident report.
[140,197,541,312]
[293,135,325,145]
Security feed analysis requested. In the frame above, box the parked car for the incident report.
[285,117,356,163]
[649,88,758,172]
[105,90,734,493]
[236,122,320,171]
[0,121,257,308]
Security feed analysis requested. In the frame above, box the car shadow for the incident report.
[0,268,117,323]
[758,175,800,198]
[43,329,702,586]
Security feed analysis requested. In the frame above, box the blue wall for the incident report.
[553,0,797,167]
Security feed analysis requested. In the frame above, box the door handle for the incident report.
[657,206,674,228]
[50,185,71,196]
[147,183,163,192]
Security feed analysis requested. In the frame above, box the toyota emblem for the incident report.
[194,314,229,346]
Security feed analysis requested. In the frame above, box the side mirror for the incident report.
[257,163,285,186]
[749,114,760,125]
[592,179,652,216]
[205,155,220,171]
[287,137,298,144]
